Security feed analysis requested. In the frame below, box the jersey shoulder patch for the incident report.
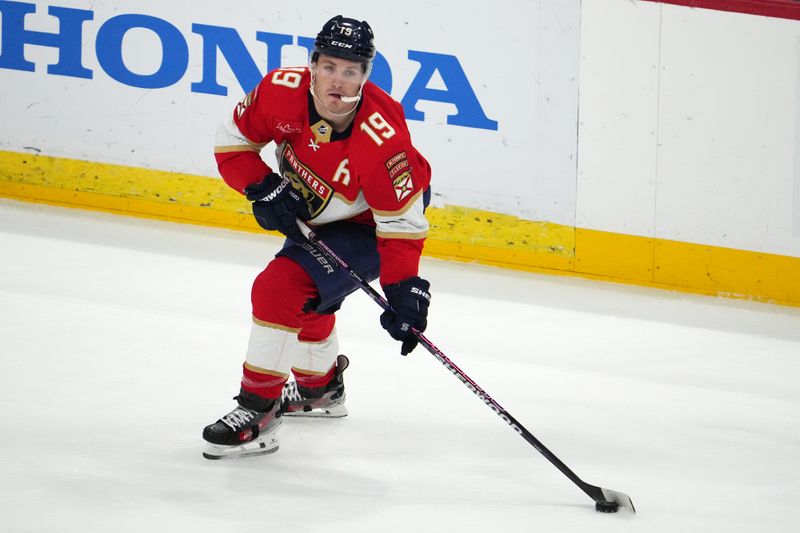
[384,151,414,201]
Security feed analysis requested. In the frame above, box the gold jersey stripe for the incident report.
[213,144,260,154]
[252,316,301,333]
[376,230,428,240]
[243,362,289,378]
[290,366,330,376]
[331,191,362,206]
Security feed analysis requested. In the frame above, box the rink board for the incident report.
[2,149,798,307]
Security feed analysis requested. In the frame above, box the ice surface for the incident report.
[1,199,799,532]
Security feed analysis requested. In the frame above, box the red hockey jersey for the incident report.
[214,67,431,286]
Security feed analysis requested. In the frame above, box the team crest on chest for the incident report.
[279,143,333,218]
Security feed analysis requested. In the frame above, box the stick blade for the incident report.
[599,488,636,513]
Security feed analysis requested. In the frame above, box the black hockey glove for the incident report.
[380,276,431,355]
[245,172,310,243]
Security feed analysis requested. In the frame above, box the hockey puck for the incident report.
[595,501,620,513]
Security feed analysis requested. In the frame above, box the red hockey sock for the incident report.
[241,364,288,399]
[293,365,336,389]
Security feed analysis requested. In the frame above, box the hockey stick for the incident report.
[296,221,635,514]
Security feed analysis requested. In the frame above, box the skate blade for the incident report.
[282,403,348,418]
[202,435,279,460]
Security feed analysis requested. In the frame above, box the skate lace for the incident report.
[220,407,256,431]
[282,382,304,403]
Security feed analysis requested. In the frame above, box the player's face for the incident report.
[312,55,365,112]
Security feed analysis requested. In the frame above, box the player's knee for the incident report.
[252,256,316,318]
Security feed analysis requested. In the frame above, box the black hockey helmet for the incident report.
[312,15,376,66]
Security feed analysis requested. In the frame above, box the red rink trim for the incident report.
[641,0,800,21]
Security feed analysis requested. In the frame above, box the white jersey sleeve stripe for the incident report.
[373,194,429,239]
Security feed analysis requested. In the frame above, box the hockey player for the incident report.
[203,15,432,459]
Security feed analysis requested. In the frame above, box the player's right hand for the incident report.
[245,173,310,243]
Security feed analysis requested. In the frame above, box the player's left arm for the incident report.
[358,107,432,287]
[357,96,433,353]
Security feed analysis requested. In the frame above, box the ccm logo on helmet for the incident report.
[330,41,354,49]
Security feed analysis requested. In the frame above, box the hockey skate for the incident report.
[281,354,349,418]
[202,391,282,460]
